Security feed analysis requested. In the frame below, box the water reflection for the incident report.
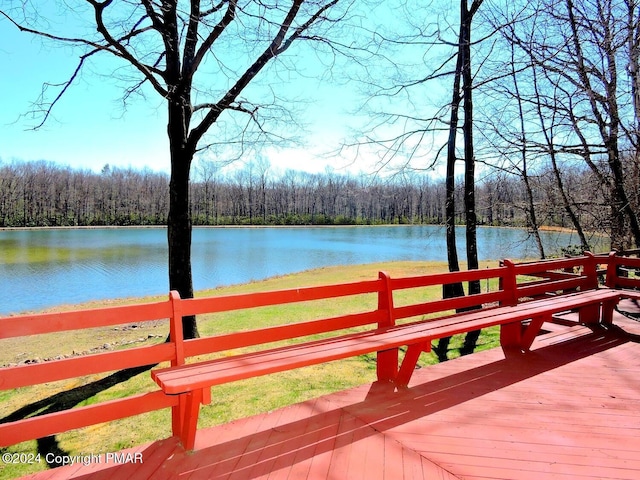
[0,226,586,314]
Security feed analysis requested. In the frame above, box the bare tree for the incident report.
[499,0,640,250]
[2,0,352,337]
[477,33,547,257]
[530,64,590,251]
[339,0,494,359]
[193,159,221,224]
[433,0,486,361]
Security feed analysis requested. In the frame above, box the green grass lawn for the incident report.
[0,260,503,478]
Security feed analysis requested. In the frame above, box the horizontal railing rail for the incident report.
[182,310,389,358]
[0,300,175,339]
[0,343,177,390]
[0,292,184,447]
[180,278,385,317]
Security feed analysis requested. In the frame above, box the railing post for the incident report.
[169,290,185,367]
[499,259,522,355]
[376,271,397,382]
[579,252,601,322]
[501,259,518,306]
[168,290,185,439]
[584,251,598,290]
[606,251,619,288]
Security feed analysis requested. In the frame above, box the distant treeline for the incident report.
[0,160,606,231]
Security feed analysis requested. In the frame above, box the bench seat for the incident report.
[151,288,621,449]
[618,289,640,300]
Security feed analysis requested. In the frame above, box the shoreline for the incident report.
[1,223,585,234]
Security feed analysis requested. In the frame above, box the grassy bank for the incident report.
[0,260,502,478]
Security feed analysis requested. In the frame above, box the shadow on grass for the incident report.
[0,364,155,468]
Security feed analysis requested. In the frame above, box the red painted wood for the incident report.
[182,310,385,357]
[0,391,176,447]
[618,290,640,301]
[0,292,183,448]
[616,276,640,289]
[519,315,548,351]
[516,277,588,298]
[389,266,506,290]
[508,254,603,302]
[179,389,203,450]
[584,251,599,289]
[396,342,430,387]
[152,289,623,396]
[376,271,397,382]
[393,290,506,320]
[513,255,591,275]
[168,290,185,367]
[0,300,173,339]
[0,343,175,390]
[180,278,383,316]
[606,251,619,288]
[610,256,640,289]
[501,258,518,305]
[499,321,523,355]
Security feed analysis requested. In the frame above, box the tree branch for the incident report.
[188,0,334,150]
[186,0,237,80]
[86,0,168,96]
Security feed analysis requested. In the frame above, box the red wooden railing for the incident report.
[607,251,640,290]
[0,252,637,449]
[502,251,601,302]
[0,293,185,446]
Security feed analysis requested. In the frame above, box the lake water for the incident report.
[0,226,585,314]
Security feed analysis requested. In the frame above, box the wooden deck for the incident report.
[21,302,640,480]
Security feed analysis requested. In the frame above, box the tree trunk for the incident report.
[462,8,478,284]
[167,101,199,339]
[445,10,464,278]
[460,0,481,356]
[607,140,640,249]
[437,0,477,363]
[549,148,590,250]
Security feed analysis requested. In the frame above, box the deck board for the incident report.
[19,313,640,480]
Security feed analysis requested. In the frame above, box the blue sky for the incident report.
[0,1,452,177]
[0,4,371,176]
[1,22,170,172]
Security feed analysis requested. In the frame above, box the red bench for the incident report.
[152,254,622,450]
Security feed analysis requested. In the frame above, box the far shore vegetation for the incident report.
[0,159,616,241]
[0,260,503,478]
